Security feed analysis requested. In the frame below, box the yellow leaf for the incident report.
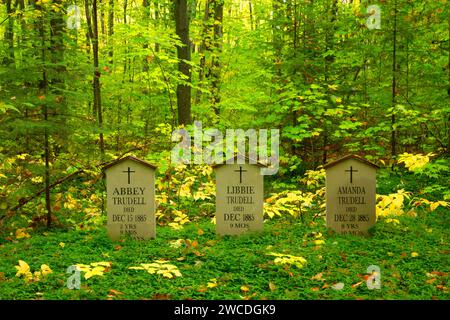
[84,266,104,279]
[411,252,419,258]
[59,242,65,248]
[16,228,30,239]
[15,260,30,277]
[154,259,168,264]
[40,264,52,276]
[385,218,400,225]
[33,271,42,281]
[430,201,448,212]
[240,285,250,292]
[161,272,173,278]
[172,270,182,277]
[207,279,218,288]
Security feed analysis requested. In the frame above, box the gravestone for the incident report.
[323,155,379,236]
[213,156,266,236]
[103,156,157,241]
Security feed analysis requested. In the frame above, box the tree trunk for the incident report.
[210,0,223,116]
[154,1,160,53]
[3,0,15,66]
[92,0,105,159]
[85,0,93,56]
[194,0,211,104]
[143,0,150,72]
[447,12,450,153]
[174,0,192,125]
[36,2,52,227]
[249,0,253,31]
[108,0,114,63]
[391,0,398,161]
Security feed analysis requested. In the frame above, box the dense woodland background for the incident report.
[0,0,449,301]
[0,0,449,229]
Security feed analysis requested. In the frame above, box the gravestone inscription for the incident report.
[213,156,266,236]
[103,156,157,240]
[324,155,379,236]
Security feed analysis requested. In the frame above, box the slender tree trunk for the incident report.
[108,0,114,63]
[92,0,105,159]
[210,0,223,116]
[272,0,282,79]
[447,12,450,152]
[143,0,150,72]
[391,0,398,160]
[37,3,52,227]
[100,4,106,36]
[195,0,211,104]
[3,0,15,65]
[154,1,160,52]
[85,0,93,56]
[174,0,192,125]
[249,0,253,31]
[322,0,337,164]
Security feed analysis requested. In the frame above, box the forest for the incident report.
[0,0,448,301]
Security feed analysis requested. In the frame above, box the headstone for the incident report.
[323,155,379,236]
[213,156,266,236]
[103,156,157,240]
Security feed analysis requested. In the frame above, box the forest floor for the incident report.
[0,207,448,300]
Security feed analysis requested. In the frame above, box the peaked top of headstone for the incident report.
[212,154,268,169]
[103,155,157,172]
[323,154,380,170]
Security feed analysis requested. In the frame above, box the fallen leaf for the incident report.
[411,252,419,258]
[207,279,218,288]
[109,289,123,295]
[426,278,437,284]
[430,271,448,277]
[151,293,171,300]
[332,283,345,290]
[40,264,52,276]
[311,287,320,292]
[59,242,65,248]
[311,272,324,281]
[240,285,250,292]
[269,282,276,292]
[197,229,204,236]
[351,281,363,288]
[193,250,203,257]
